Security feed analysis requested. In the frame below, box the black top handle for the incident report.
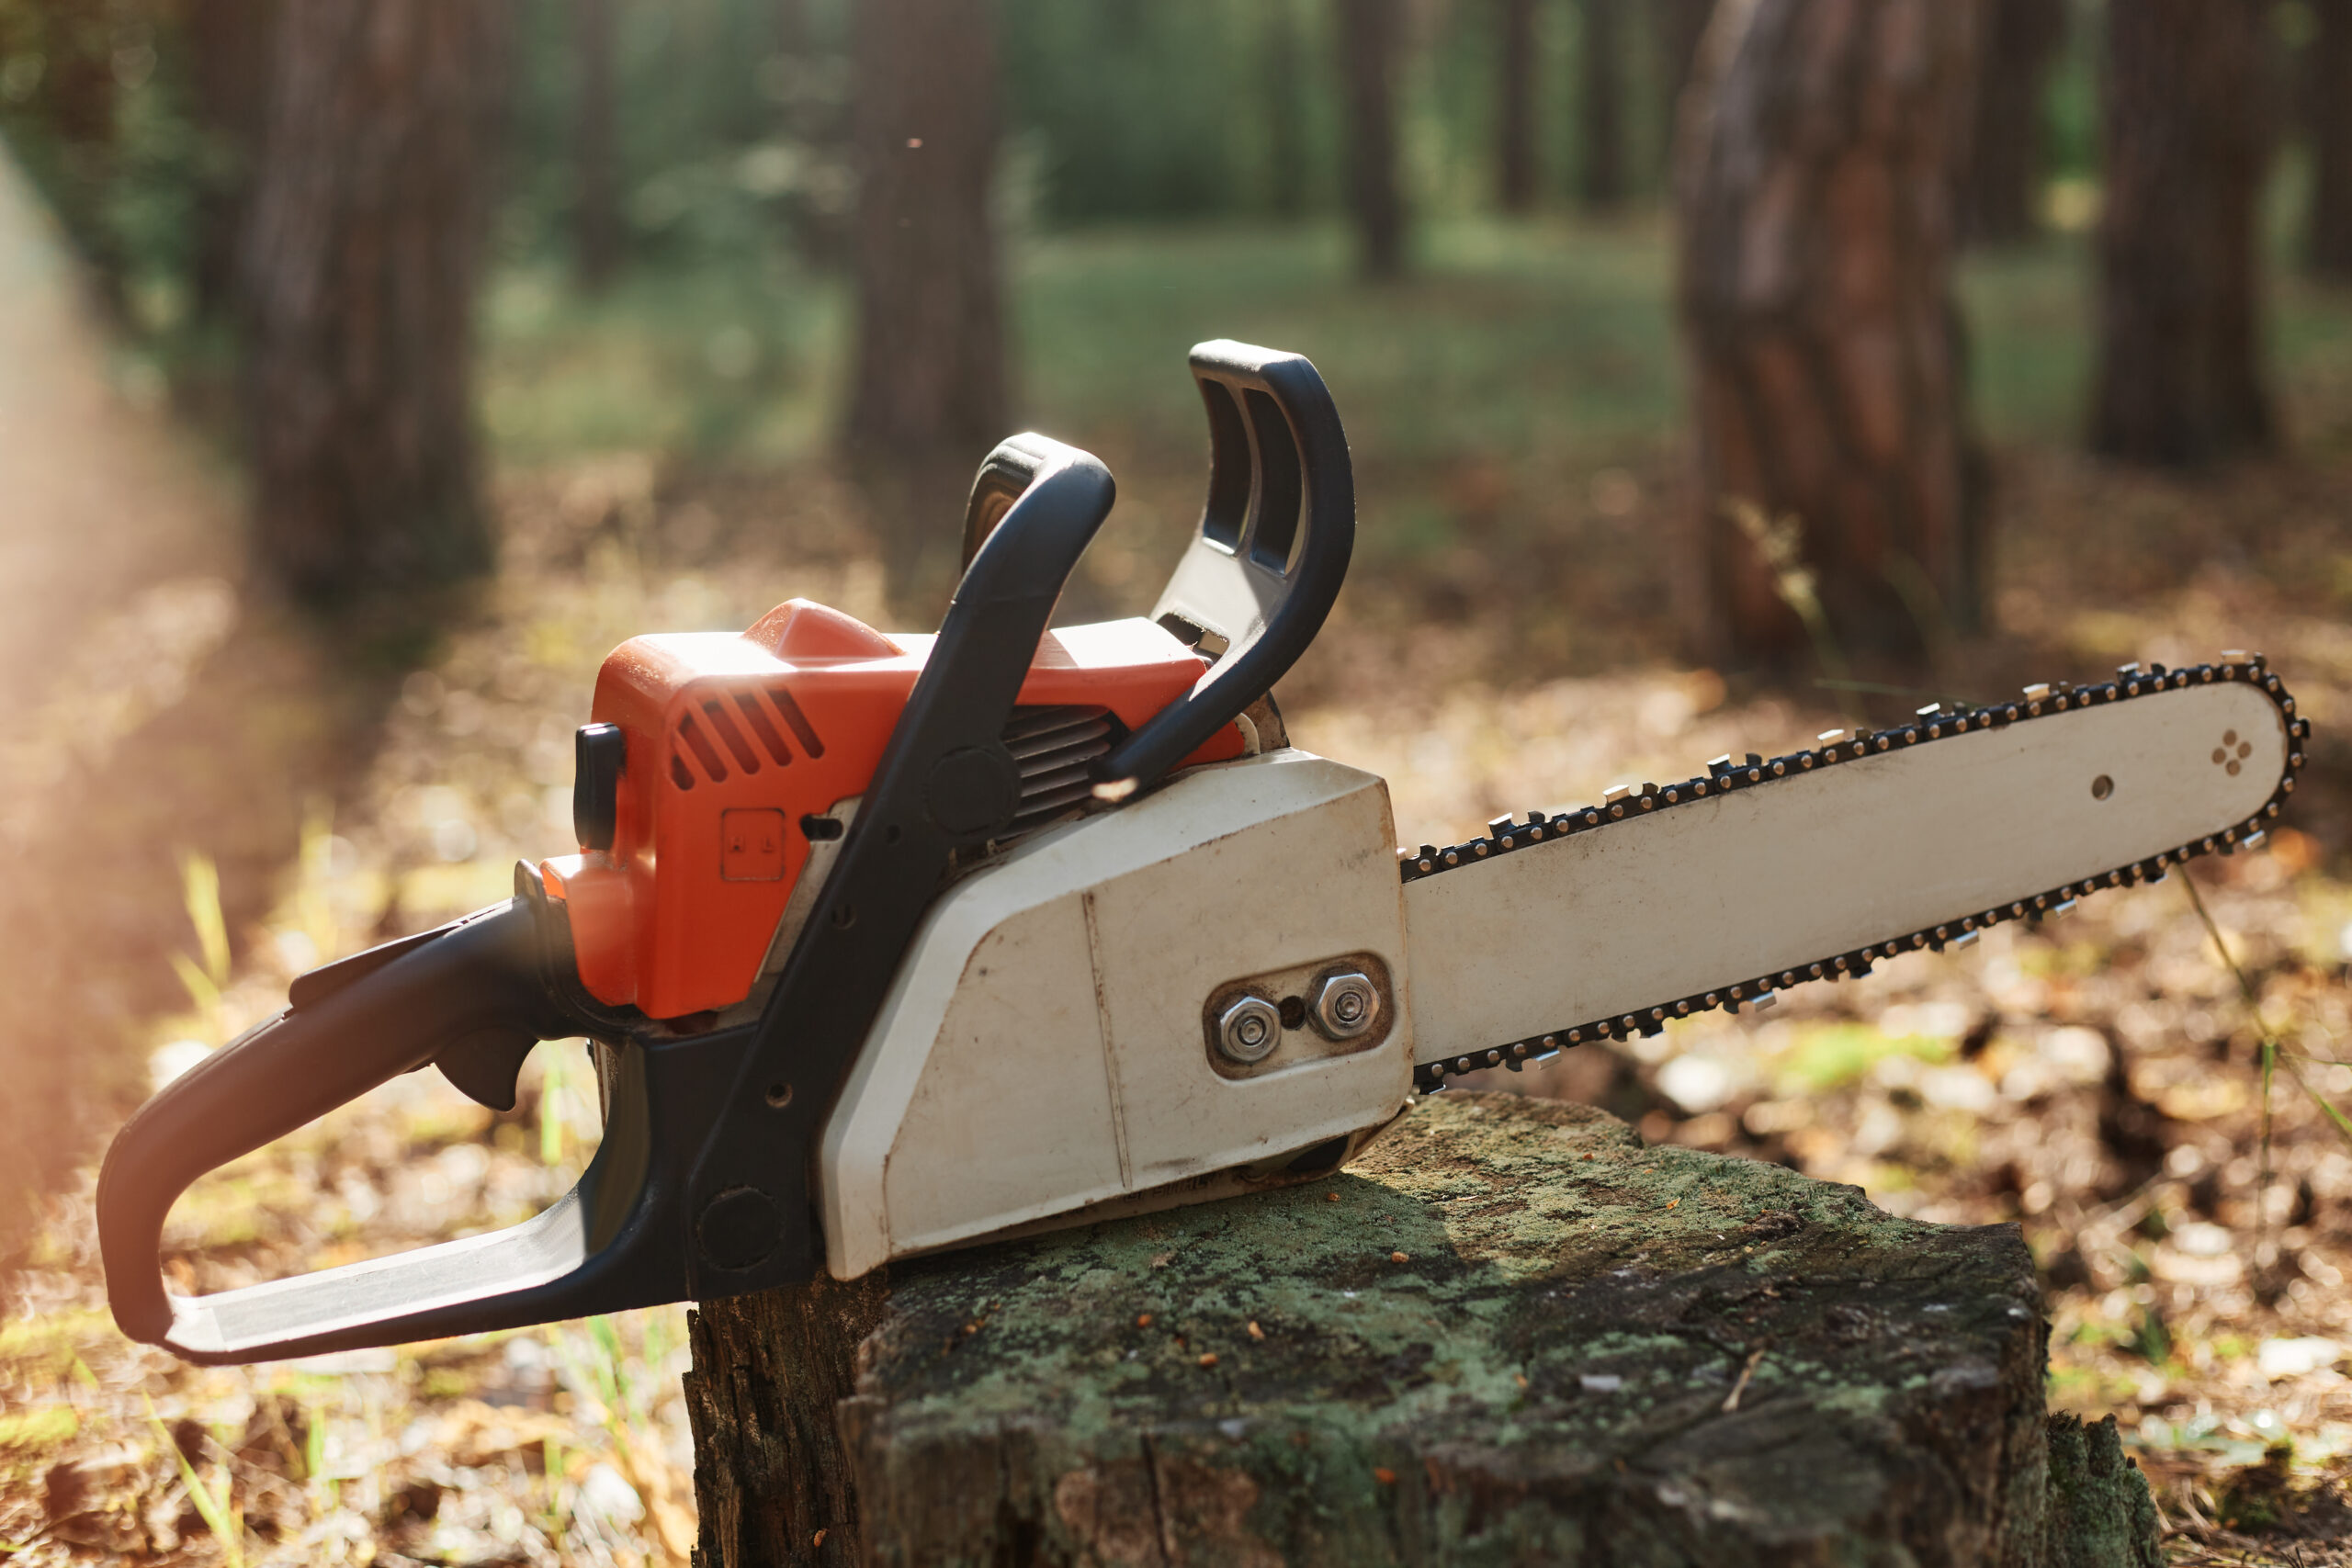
[1091,340,1355,794]
[676,434,1121,1296]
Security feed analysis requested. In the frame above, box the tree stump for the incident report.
[684,1093,2160,1567]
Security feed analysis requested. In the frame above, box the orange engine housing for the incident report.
[537,598,1245,1021]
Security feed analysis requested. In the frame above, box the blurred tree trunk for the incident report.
[38,0,119,305]
[40,4,110,162]
[1267,0,1307,219]
[2311,0,2352,280]
[843,0,1008,597]
[187,0,276,328]
[1652,0,1716,173]
[1337,0,1406,277]
[1497,0,1538,212]
[1577,0,1626,210]
[1960,0,2064,246]
[240,1,509,604]
[574,0,622,292]
[771,0,852,268]
[1676,0,1987,667]
[2089,0,2272,466]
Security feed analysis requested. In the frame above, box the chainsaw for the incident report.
[98,341,2310,1364]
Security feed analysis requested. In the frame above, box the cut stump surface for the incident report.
[686,1092,2159,1566]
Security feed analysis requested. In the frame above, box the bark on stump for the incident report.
[685,1094,2159,1567]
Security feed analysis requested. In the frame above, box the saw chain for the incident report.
[1402,653,2311,1093]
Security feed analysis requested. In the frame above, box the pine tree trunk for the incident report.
[1337,0,1406,278]
[40,2,110,160]
[842,0,1005,461]
[1577,0,1626,210]
[239,0,508,604]
[842,0,1007,603]
[574,0,622,293]
[1676,0,1987,666]
[1961,0,2064,247]
[1497,0,1539,213]
[2308,0,2352,280]
[776,0,810,57]
[35,0,119,305]
[1266,0,1307,219]
[2088,0,2273,467]
[187,0,275,329]
[1652,0,1717,175]
[772,0,851,269]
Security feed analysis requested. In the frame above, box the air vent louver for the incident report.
[1003,705,1117,829]
[671,685,829,788]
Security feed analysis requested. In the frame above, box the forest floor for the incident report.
[7,211,2352,1563]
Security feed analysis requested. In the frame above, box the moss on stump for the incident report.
[686,1093,2160,1567]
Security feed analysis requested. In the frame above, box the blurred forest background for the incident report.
[2,0,2345,615]
[5,0,2352,1562]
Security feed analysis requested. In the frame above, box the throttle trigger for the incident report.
[434,1029,542,1112]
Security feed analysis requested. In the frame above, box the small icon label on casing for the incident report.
[720,808,790,881]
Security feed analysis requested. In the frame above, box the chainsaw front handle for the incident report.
[92,894,656,1362]
[956,342,1355,796]
[1101,340,1355,792]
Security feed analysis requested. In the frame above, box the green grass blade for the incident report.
[180,852,232,989]
[540,1045,566,1167]
[2280,1054,2352,1151]
[303,1402,326,1486]
[170,952,220,1016]
[2182,874,2282,1269]
[145,1398,241,1568]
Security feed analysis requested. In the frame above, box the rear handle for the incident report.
[94,889,705,1362]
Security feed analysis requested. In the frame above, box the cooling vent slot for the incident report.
[670,685,828,790]
[1003,704,1118,830]
[668,694,1106,818]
